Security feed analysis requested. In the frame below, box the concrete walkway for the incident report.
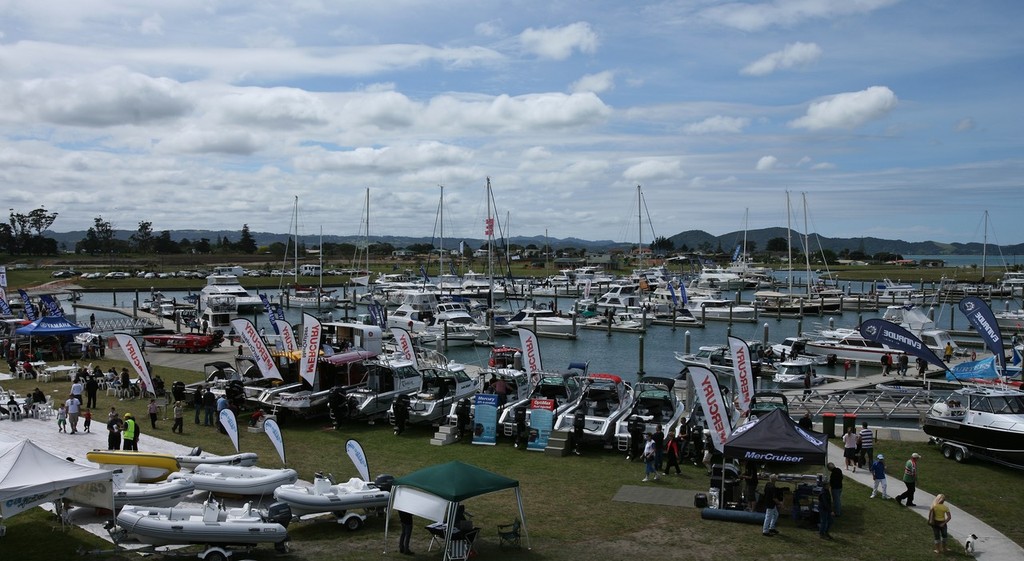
[825,434,1023,559]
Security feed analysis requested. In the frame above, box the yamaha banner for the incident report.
[959,297,1006,372]
[39,294,64,317]
[18,289,37,321]
[858,319,947,370]
[0,296,12,316]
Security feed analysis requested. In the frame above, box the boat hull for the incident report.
[273,479,390,516]
[116,504,288,547]
[175,452,259,472]
[168,465,298,496]
[87,450,181,483]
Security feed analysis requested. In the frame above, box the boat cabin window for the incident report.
[974,395,1024,414]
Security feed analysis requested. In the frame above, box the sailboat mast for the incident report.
[439,184,444,281]
[365,189,370,274]
[293,196,299,284]
[486,177,495,338]
[742,208,749,265]
[786,191,793,293]
[982,210,988,281]
[802,193,812,295]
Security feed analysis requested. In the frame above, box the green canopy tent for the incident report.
[384,461,529,559]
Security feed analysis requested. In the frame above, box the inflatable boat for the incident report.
[272,473,391,516]
[114,497,291,549]
[86,450,181,483]
[168,464,298,496]
[174,448,259,471]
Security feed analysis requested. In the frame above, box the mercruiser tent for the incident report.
[384,461,530,559]
[0,437,114,523]
[723,408,829,465]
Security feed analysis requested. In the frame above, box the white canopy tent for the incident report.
[0,436,114,523]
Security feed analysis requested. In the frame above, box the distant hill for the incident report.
[41,228,1024,256]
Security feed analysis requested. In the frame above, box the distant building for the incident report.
[920,259,946,268]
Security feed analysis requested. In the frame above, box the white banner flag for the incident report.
[690,366,732,452]
[115,333,154,396]
[389,327,418,369]
[300,313,322,388]
[275,319,297,352]
[231,318,282,380]
[518,327,542,380]
[264,418,286,465]
[345,439,370,482]
[728,336,757,415]
[220,408,239,453]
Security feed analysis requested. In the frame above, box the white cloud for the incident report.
[571,71,615,94]
[811,162,836,170]
[700,0,900,32]
[756,155,778,170]
[954,118,975,132]
[789,86,897,130]
[741,42,822,76]
[622,159,684,182]
[139,13,164,36]
[519,22,598,60]
[684,115,750,134]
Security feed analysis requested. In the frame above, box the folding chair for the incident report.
[446,528,479,561]
[497,519,521,548]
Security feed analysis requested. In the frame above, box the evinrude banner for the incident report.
[858,319,947,370]
[959,297,1006,372]
[345,439,370,482]
[690,366,731,452]
[114,333,154,396]
[231,318,283,380]
[264,418,286,465]
[728,336,756,415]
[299,313,322,387]
[220,408,239,453]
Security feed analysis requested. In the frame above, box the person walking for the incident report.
[858,421,874,468]
[895,452,920,507]
[82,408,92,433]
[742,461,759,512]
[652,424,665,471]
[928,494,952,554]
[761,474,781,537]
[916,357,927,378]
[641,433,659,482]
[827,462,844,517]
[65,394,81,434]
[663,433,683,476]
[56,403,68,433]
[172,401,184,434]
[842,427,859,471]
[898,353,909,376]
[122,413,138,451]
[107,411,122,450]
[148,398,159,429]
[869,454,889,499]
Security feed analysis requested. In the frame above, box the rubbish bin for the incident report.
[842,413,857,435]
[822,412,836,438]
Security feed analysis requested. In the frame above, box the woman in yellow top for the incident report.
[928,494,952,554]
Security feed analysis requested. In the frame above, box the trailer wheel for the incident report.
[954,448,967,463]
[201,549,228,561]
[344,514,363,531]
[941,445,953,459]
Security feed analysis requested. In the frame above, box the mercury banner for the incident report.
[472,393,499,445]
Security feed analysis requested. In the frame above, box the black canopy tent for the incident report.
[723,408,829,465]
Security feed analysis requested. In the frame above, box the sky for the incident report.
[1,0,1023,247]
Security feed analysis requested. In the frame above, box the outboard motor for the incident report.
[513,404,528,449]
[392,394,411,436]
[328,387,349,429]
[225,380,246,409]
[171,380,186,403]
[263,502,293,528]
[454,398,472,439]
[374,474,395,492]
[189,446,203,456]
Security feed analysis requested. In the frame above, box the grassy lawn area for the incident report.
[2,360,1002,560]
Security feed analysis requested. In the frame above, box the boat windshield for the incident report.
[972,395,1024,414]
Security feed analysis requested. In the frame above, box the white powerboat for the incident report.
[771,357,828,388]
[113,497,291,550]
[554,373,635,443]
[273,472,391,517]
[390,357,477,426]
[508,307,577,337]
[614,377,686,452]
[922,387,1024,466]
[168,464,298,497]
[200,273,264,311]
[325,353,424,424]
[175,448,259,471]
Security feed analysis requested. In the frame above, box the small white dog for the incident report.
[963,533,979,554]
